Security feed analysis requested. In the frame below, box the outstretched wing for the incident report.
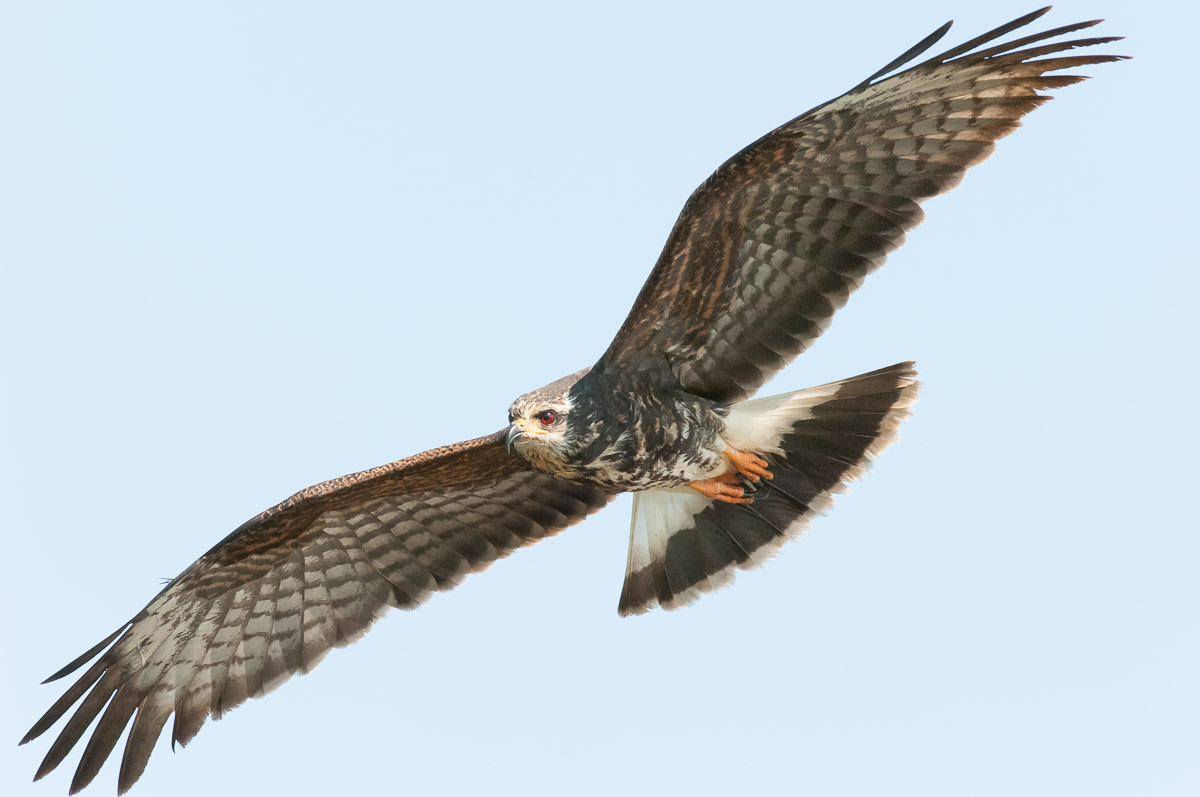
[599,8,1124,403]
[22,432,613,794]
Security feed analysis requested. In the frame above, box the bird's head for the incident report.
[506,391,572,461]
[505,368,590,471]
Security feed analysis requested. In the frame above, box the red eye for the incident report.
[537,410,556,425]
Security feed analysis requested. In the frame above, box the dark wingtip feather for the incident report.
[23,656,112,747]
[857,19,954,89]
[854,8,1120,96]
[43,627,126,684]
[70,690,139,795]
[926,6,1054,64]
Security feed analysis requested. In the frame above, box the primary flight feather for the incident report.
[22,8,1124,793]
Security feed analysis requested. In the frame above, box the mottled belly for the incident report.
[580,433,728,492]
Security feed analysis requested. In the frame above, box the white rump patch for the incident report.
[721,382,842,454]
[626,490,711,572]
[619,364,918,615]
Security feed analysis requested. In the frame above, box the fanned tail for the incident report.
[618,362,919,616]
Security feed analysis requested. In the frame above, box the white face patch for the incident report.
[510,393,572,429]
[507,391,575,473]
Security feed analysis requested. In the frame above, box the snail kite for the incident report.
[23,8,1124,794]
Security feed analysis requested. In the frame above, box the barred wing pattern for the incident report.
[601,8,1124,404]
[21,432,613,794]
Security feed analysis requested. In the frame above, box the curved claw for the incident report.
[689,472,755,504]
[724,447,773,482]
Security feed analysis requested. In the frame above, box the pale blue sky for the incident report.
[3,2,1196,796]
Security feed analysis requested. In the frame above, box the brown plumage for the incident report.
[22,9,1124,794]
[24,433,612,794]
[602,9,1123,402]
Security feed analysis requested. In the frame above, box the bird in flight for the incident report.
[22,8,1123,794]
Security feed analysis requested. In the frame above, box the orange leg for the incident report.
[689,472,754,505]
[724,447,773,482]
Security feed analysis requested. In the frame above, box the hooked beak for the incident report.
[505,424,525,453]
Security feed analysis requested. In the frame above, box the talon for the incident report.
[689,472,754,504]
[724,446,773,481]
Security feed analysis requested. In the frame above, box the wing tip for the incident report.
[1029,6,1054,23]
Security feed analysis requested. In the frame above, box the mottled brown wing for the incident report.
[22,431,613,794]
[599,9,1124,403]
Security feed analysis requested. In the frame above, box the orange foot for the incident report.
[725,447,773,482]
[689,472,754,504]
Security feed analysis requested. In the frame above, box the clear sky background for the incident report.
[2,2,1196,796]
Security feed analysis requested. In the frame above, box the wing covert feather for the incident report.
[23,11,1127,794]
[599,9,1124,402]
[23,431,613,794]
